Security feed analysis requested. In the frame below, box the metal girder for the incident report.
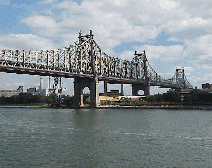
[0,31,193,89]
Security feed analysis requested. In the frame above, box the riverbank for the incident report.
[0,106,46,108]
[96,105,212,110]
[1,105,212,110]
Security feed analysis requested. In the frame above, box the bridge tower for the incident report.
[176,67,186,89]
[73,30,100,108]
[132,51,150,96]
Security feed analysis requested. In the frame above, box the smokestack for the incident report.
[49,76,51,90]
[40,76,43,90]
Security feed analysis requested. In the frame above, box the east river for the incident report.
[0,108,212,167]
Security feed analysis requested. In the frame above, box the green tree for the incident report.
[17,93,33,105]
[183,94,192,103]
[62,95,74,107]
[32,94,43,104]
[162,90,181,103]
[120,97,131,105]
[45,96,52,105]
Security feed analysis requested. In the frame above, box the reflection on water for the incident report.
[0,108,212,167]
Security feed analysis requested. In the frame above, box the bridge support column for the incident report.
[104,81,107,96]
[132,83,150,96]
[121,84,124,96]
[73,78,84,108]
[73,77,100,108]
[90,78,100,108]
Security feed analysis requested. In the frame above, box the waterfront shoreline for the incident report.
[0,106,46,108]
[1,105,212,110]
[96,105,212,110]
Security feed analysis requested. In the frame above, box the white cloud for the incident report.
[178,0,212,19]
[57,0,79,9]
[184,67,195,72]
[0,0,10,5]
[20,0,188,54]
[13,83,24,86]
[39,0,58,4]
[107,0,129,7]
[184,35,212,57]
[22,15,59,36]
[11,0,212,76]
[158,0,179,10]
[16,0,212,54]
[132,45,185,62]
[23,15,56,28]
[168,37,181,42]
[188,73,212,88]
[118,50,135,60]
[0,34,57,50]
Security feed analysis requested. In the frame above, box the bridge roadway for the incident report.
[0,63,182,89]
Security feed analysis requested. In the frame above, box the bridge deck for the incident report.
[0,65,182,89]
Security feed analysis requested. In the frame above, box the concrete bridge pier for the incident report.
[73,77,100,108]
[104,81,107,96]
[132,83,150,96]
[121,84,124,96]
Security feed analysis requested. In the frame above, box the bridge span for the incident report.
[0,30,192,108]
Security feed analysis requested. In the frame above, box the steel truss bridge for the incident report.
[0,30,192,108]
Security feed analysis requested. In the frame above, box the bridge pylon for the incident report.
[73,30,100,108]
[132,50,150,96]
[73,77,100,108]
[132,83,150,96]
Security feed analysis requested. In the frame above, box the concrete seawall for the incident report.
[96,105,212,110]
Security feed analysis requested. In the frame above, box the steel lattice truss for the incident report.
[0,32,193,89]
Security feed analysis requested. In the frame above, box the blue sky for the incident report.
[0,0,212,95]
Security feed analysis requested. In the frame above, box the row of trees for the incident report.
[146,90,212,105]
[146,90,181,103]
[0,93,74,107]
[0,93,44,105]
[1,89,211,107]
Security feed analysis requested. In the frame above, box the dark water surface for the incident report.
[0,108,212,167]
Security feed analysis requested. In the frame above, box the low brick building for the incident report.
[0,86,23,97]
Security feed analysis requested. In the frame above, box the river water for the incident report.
[0,108,212,167]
